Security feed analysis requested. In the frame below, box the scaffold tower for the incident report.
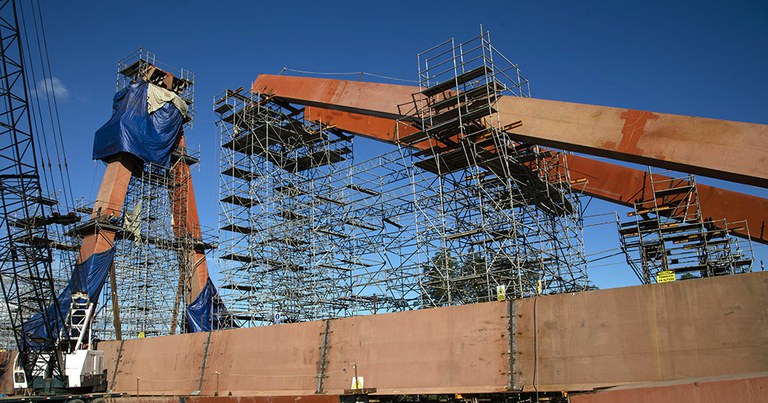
[217,31,590,326]
[618,168,753,283]
[400,31,587,304]
[216,89,356,325]
[90,50,214,339]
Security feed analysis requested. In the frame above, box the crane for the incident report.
[0,0,107,396]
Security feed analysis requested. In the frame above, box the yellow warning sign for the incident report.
[351,376,364,390]
[656,270,676,283]
[496,285,506,301]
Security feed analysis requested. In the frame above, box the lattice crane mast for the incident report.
[0,0,105,395]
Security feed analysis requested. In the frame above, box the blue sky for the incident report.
[33,0,768,288]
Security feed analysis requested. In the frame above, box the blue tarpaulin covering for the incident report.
[22,248,116,346]
[185,278,233,333]
[93,81,183,167]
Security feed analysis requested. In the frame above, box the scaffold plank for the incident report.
[422,65,489,97]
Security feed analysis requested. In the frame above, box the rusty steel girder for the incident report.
[253,75,768,188]
[79,133,210,306]
[170,135,210,302]
[251,75,768,244]
[304,107,768,244]
[94,272,768,396]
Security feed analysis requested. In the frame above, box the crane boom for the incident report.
[0,0,65,384]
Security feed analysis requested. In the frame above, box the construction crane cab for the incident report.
[11,292,107,395]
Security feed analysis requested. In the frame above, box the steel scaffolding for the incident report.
[91,50,210,339]
[217,32,589,326]
[215,90,356,325]
[401,31,587,305]
[618,168,754,283]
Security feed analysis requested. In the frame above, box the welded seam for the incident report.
[506,298,516,391]
[109,339,126,391]
[195,330,213,393]
[316,318,332,394]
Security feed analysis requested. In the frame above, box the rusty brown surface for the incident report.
[192,397,340,403]
[80,134,210,301]
[566,155,768,243]
[255,75,768,189]
[97,272,768,397]
[305,106,767,244]
[569,373,768,403]
[253,75,416,119]
[108,399,179,403]
[305,106,418,143]
[78,154,139,264]
[495,96,768,188]
[252,75,768,187]
[320,303,509,395]
[101,331,208,395]
[169,134,209,300]
[198,322,325,396]
[263,75,768,238]
[514,271,768,392]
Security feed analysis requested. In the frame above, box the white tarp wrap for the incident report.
[147,82,189,118]
[123,199,142,242]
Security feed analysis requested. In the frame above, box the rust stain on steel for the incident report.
[192,396,341,403]
[78,153,140,264]
[253,75,417,119]
[611,110,660,154]
[513,272,768,392]
[169,134,209,299]
[78,135,210,301]
[319,303,509,396]
[101,331,208,395]
[567,155,768,244]
[256,74,768,187]
[305,106,417,143]
[305,107,438,149]
[99,272,768,397]
[198,321,325,396]
[497,96,768,188]
[569,374,768,403]
[305,107,767,244]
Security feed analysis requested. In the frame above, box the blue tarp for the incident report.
[93,81,183,167]
[22,248,116,346]
[185,278,233,333]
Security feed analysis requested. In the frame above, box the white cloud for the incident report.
[36,76,69,100]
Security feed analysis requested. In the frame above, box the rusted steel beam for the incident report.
[254,75,768,188]
[78,134,210,306]
[569,374,768,403]
[253,74,416,119]
[170,134,209,302]
[305,106,768,244]
[77,153,139,264]
[98,272,768,396]
[566,155,768,244]
[494,96,768,188]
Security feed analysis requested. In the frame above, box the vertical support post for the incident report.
[506,298,515,391]
[110,339,126,392]
[316,318,331,394]
[169,134,209,303]
[193,329,213,395]
[110,262,122,340]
